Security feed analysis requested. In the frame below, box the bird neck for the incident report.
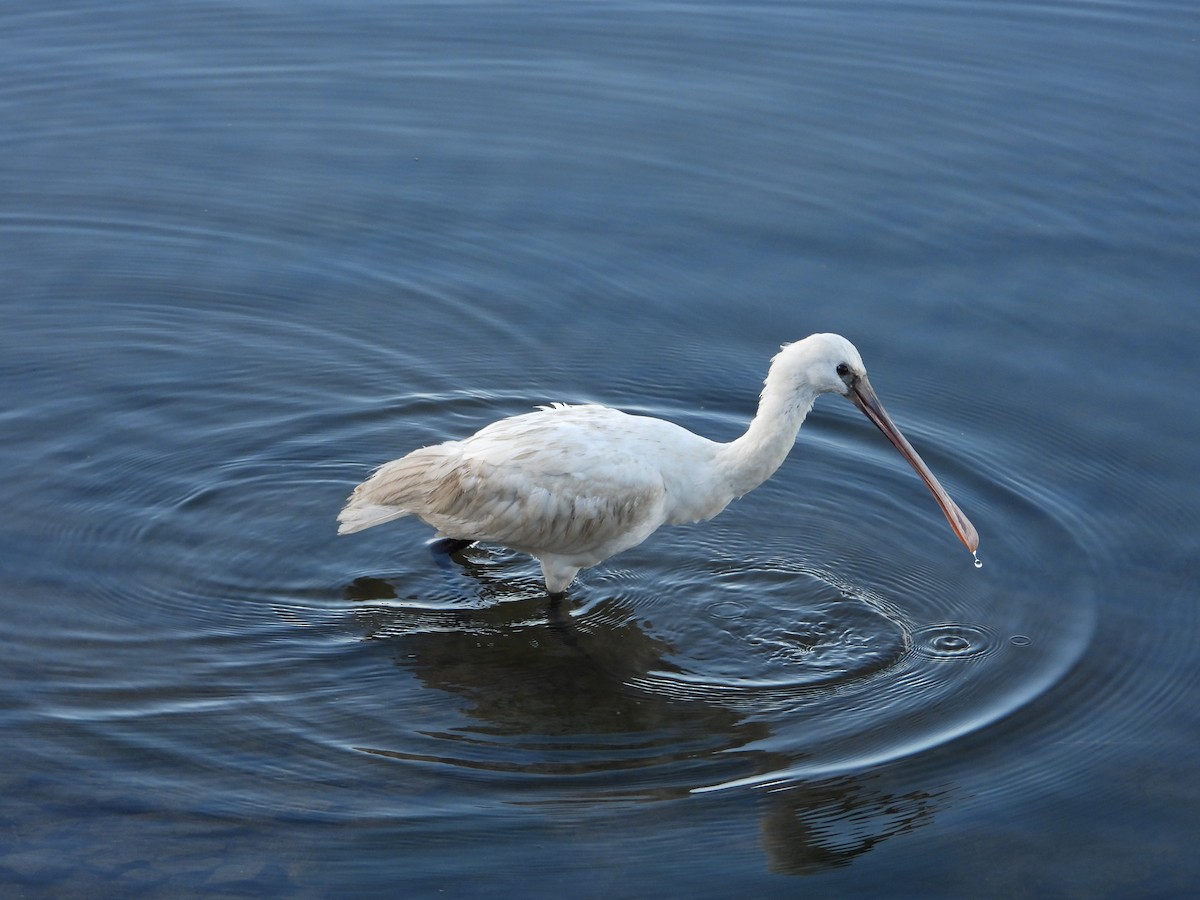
[717,377,818,498]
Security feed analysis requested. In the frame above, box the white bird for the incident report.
[338,333,979,595]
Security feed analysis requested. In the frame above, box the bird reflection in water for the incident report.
[342,552,948,872]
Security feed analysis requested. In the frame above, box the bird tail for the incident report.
[336,444,461,535]
[336,499,411,534]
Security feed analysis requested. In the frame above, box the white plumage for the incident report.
[338,334,978,594]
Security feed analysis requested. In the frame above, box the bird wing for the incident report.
[342,405,669,560]
[439,406,670,557]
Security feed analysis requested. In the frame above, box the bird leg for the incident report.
[545,591,581,650]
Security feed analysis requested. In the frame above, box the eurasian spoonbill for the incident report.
[338,333,979,595]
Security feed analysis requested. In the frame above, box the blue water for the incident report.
[2,1,1198,896]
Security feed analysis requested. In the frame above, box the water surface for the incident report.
[2,1,1197,896]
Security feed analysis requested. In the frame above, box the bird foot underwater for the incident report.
[428,537,476,557]
[427,537,477,580]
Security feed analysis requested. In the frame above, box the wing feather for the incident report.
[337,405,671,559]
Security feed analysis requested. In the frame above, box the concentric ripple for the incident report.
[0,271,1103,812]
[911,623,996,660]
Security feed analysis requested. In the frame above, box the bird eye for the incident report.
[836,363,850,377]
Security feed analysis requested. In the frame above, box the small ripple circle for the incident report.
[911,623,996,660]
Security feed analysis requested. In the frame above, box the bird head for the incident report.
[775,333,980,556]
[773,332,866,398]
